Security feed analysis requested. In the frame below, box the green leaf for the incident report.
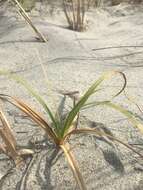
[62,71,125,137]
[65,128,143,159]
[0,71,58,129]
[83,101,143,134]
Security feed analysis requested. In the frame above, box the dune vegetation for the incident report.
[0,0,143,190]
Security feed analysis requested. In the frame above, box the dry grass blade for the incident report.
[0,143,6,153]
[11,0,47,42]
[0,94,59,144]
[0,129,23,166]
[0,108,16,149]
[63,0,73,27]
[0,107,22,165]
[0,105,34,166]
[81,0,85,25]
[60,142,87,190]
[65,128,143,159]
[71,0,76,29]
[77,0,81,30]
[63,0,86,31]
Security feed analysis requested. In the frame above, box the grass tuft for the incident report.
[63,0,88,31]
[0,70,143,189]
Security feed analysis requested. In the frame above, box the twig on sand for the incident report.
[92,45,143,51]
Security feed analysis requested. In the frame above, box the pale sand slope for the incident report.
[0,2,143,190]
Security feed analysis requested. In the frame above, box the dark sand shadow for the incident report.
[83,119,125,174]
[36,147,62,190]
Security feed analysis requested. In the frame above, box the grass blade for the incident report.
[0,107,16,149]
[0,94,59,144]
[0,128,22,165]
[65,128,143,159]
[11,0,47,42]
[0,143,6,153]
[0,107,22,165]
[83,101,143,134]
[60,142,87,190]
[63,0,73,27]
[0,104,34,165]
[62,71,126,137]
[0,71,58,129]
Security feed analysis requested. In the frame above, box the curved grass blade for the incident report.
[113,72,127,98]
[0,107,23,165]
[124,91,143,116]
[0,127,23,165]
[83,101,143,134]
[60,142,87,190]
[65,128,143,159]
[62,71,126,137]
[0,107,16,149]
[0,71,58,129]
[0,94,59,144]
[0,105,34,166]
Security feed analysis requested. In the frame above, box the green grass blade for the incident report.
[83,101,143,134]
[65,128,143,159]
[62,71,125,137]
[61,75,105,136]
[0,71,57,129]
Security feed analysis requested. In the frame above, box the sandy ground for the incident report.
[0,2,143,190]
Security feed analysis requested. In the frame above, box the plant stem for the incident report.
[60,142,87,190]
[11,0,48,42]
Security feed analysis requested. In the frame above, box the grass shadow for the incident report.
[36,146,62,190]
[83,118,125,174]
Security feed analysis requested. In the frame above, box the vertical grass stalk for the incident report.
[60,142,87,190]
[11,0,47,42]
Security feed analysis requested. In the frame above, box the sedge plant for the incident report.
[0,70,143,189]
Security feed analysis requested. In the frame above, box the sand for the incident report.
[0,1,143,189]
